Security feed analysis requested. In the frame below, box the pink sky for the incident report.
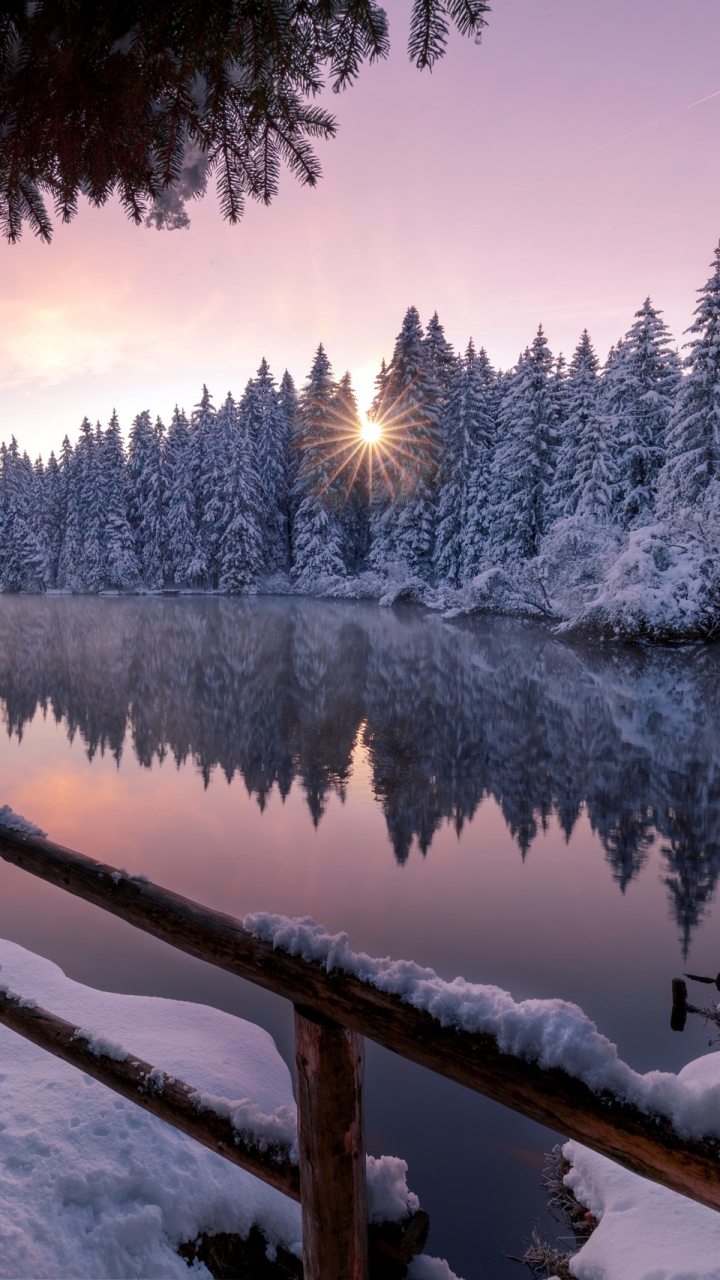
[2,0,720,458]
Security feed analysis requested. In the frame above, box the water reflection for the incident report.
[0,596,718,956]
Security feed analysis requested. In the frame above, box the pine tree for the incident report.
[56,435,81,589]
[434,340,494,585]
[70,418,104,592]
[0,438,47,592]
[552,331,601,519]
[334,372,368,571]
[423,312,457,396]
[243,360,290,575]
[163,407,198,584]
[488,326,558,562]
[292,346,347,585]
[101,412,140,589]
[654,249,720,514]
[280,370,301,529]
[42,451,64,587]
[459,346,500,582]
[606,299,681,525]
[189,386,223,586]
[219,400,264,593]
[369,307,441,579]
[127,410,164,588]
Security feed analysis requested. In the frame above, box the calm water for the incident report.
[0,595,719,1278]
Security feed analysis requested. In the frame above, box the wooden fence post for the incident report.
[294,1005,368,1280]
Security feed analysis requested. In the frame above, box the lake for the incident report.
[0,594,718,1279]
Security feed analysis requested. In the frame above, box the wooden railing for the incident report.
[0,826,719,1280]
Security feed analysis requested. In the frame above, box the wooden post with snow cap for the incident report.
[294,1005,368,1280]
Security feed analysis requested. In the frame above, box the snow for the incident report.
[0,804,47,838]
[0,939,431,1278]
[408,1257,461,1279]
[563,1046,720,1277]
[246,912,720,1143]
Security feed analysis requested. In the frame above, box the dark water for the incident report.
[0,595,719,1278]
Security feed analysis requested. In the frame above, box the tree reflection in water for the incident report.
[0,596,718,957]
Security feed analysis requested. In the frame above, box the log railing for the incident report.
[0,826,719,1279]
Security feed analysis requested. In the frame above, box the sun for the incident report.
[359,417,382,445]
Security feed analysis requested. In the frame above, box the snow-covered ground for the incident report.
[0,939,451,1279]
[563,1051,720,1278]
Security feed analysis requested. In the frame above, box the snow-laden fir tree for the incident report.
[459,345,500,582]
[333,371,368,572]
[60,418,104,592]
[242,360,290,575]
[163,407,197,584]
[280,370,300,527]
[605,299,681,525]
[41,451,64,587]
[657,248,720,517]
[219,393,264,593]
[369,307,441,579]
[0,438,46,592]
[488,326,558,563]
[434,340,494,585]
[572,397,616,522]
[101,412,140,590]
[292,345,347,586]
[188,386,220,585]
[127,411,164,588]
[551,331,601,519]
[423,312,456,396]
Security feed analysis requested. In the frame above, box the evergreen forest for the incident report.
[4,245,720,640]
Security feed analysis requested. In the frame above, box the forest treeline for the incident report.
[2,246,720,636]
[0,596,717,957]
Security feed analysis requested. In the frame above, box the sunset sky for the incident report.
[2,0,720,458]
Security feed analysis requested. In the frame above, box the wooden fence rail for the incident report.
[0,825,720,1277]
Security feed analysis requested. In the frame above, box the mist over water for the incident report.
[0,595,719,1277]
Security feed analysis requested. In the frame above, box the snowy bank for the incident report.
[246,912,720,1141]
[563,1051,720,1277]
[0,940,444,1279]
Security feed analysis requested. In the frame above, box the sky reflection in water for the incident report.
[0,596,718,1278]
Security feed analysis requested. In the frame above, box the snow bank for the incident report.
[408,1256,461,1279]
[245,912,720,1142]
[0,940,427,1278]
[0,804,47,838]
[563,1049,720,1277]
[567,517,720,642]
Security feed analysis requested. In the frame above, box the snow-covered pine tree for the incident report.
[434,339,494,585]
[423,312,457,396]
[487,326,558,563]
[606,298,681,525]
[219,394,264,593]
[69,418,104,592]
[189,386,223,586]
[368,307,441,579]
[101,412,140,589]
[0,438,47,592]
[163,407,197,584]
[459,346,500,582]
[56,435,81,589]
[333,371,368,571]
[127,410,164,588]
[243,360,290,575]
[0,440,48,593]
[42,451,64,587]
[291,345,347,586]
[573,399,615,523]
[280,370,301,527]
[551,331,601,519]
